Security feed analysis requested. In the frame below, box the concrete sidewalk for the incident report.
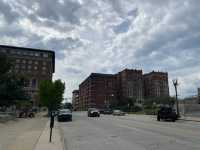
[180,116,200,122]
[0,114,48,150]
[34,121,64,150]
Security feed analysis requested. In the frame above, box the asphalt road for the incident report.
[59,112,200,150]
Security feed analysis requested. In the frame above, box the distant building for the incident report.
[198,88,200,104]
[143,71,169,98]
[117,69,143,103]
[74,69,169,111]
[72,90,79,111]
[0,45,55,105]
[79,73,117,110]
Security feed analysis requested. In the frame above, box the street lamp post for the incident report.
[153,102,156,115]
[172,79,180,117]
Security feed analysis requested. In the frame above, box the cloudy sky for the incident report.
[0,0,200,99]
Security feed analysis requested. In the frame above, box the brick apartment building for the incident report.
[143,71,169,98]
[117,69,143,104]
[79,73,117,110]
[72,90,79,111]
[73,69,169,111]
[0,45,55,105]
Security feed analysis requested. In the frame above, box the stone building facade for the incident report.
[74,69,169,111]
[0,45,55,105]
[72,90,79,111]
[79,73,117,110]
[143,71,169,98]
[117,69,143,103]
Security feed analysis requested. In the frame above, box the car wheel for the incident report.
[172,118,176,122]
[157,115,160,121]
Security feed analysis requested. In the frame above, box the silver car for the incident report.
[113,110,125,116]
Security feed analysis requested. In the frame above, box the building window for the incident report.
[32,79,37,88]
[17,51,21,55]
[43,53,48,58]
[35,61,38,65]
[10,50,16,54]
[28,60,32,64]
[1,49,7,53]
[35,53,39,57]
[42,66,46,70]
[22,60,26,64]
[43,61,47,65]
[21,65,25,69]
[28,65,32,69]
[16,59,20,63]
[29,52,34,56]
[23,51,27,55]
[34,66,38,70]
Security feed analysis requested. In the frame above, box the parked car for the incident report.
[101,109,113,114]
[88,108,100,117]
[18,108,35,118]
[113,110,125,116]
[57,109,72,122]
[157,106,178,122]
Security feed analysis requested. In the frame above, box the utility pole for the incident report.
[173,79,180,117]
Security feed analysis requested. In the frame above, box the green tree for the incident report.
[0,54,11,76]
[111,96,137,112]
[144,96,175,107]
[39,79,65,113]
[0,54,29,106]
[143,96,175,115]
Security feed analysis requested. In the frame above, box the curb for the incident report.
[179,118,200,122]
[34,120,64,150]
[58,122,66,150]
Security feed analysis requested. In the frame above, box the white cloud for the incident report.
[0,0,200,99]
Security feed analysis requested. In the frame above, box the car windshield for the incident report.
[114,110,121,113]
[59,110,71,114]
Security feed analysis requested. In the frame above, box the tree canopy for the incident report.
[39,79,65,111]
[0,54,29,106]
[143,96,175,108]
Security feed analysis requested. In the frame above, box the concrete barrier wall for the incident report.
[0,112,16,123]
[179,104,200,114]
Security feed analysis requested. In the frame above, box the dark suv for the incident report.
[157,106,178,122]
